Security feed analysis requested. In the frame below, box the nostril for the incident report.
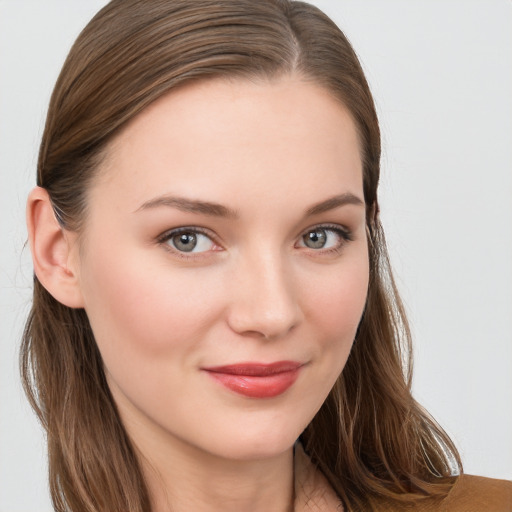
[226,294,302,340]
[226,256,303,339]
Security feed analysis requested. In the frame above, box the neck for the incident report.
[139,436,295,512]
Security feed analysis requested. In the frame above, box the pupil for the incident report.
[174,232,197,252]
[306,229,326,249]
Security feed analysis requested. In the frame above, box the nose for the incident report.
[226,251,303,340]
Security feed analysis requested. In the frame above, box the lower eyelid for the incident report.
[157,225,353,256]
[157,227,220,253]
[296,227,355,257]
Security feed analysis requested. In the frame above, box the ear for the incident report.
[26,187,85,308]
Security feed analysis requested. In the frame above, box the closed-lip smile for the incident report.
[202,361,303,398]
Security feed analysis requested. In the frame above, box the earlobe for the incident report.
[26,186,85,308]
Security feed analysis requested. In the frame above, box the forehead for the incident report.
[91,75,363,215]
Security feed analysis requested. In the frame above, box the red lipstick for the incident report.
[202,361,302,398]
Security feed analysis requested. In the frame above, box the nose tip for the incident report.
[226,258,302,340]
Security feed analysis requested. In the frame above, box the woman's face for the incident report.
[73,76,369,461]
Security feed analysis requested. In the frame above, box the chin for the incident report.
[213,437,296,462]
[200,413,310,462]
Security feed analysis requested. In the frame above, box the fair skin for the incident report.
[28,76,368,512]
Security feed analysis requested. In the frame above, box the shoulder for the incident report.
[294,444,512,512]
[370,474,512,512]
[440,474,512,512]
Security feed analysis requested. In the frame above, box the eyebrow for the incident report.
[305,192,364,216]
[135,192,364,218]
[136,196,238,218]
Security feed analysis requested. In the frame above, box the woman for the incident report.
[22,0,511,511]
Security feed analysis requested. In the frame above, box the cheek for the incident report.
[79,248,223,364]
[290,253,369,422]
[306,257,369,342]
[301,251,369,387]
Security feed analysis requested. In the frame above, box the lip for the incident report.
[202,361,303,398]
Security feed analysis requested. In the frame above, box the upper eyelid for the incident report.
[157,225,217,242]
[299,223,351,237]
[298,223,353,248]
[157,227,220,257]
[158,222,349,237]
[156,223,352,251]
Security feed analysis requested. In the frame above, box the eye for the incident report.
[298,226,352,251]
[159,228,217,254]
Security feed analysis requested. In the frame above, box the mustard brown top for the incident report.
[368,474,512,511]
[294,443,512,511]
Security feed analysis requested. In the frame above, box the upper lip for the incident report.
[202,361,303,376]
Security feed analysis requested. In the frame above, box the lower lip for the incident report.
[205,369,301,398]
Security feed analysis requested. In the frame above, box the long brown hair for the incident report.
[21,1,462,511]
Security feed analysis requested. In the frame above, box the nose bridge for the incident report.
[227,245,301,339]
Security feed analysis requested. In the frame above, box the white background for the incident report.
[1,1,511,510]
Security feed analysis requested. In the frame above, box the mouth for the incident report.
[201,361,303,398]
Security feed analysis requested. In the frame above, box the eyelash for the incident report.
[298,224,353,255]
[156,224,353,259]
[157,226,220,260]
